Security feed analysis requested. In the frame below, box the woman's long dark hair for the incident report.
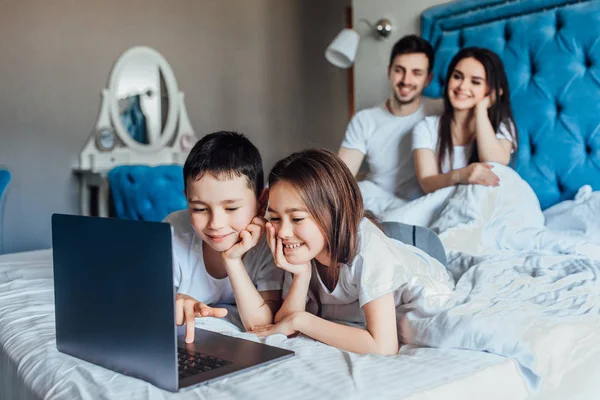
[437,47,518,171]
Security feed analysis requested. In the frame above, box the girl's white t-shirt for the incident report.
[282,219,454,325]
[412,115,515,173]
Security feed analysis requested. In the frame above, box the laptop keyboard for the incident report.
[178,348,232,379]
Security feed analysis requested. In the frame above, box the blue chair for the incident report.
[382,221,447,267]
[0,169,11,254]
[108,165,187,221]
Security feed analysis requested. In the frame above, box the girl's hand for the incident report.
[175,293,228,343]
[458,163,500,186]
[251,312,303,337]
[223,217,266,261]
[266,222,312,276]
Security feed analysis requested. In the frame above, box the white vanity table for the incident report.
[74,46,196,217]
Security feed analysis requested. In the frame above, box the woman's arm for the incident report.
[414,148,499,193]
[474,103,513,164]
[414,148,461,193]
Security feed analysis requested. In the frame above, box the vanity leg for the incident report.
[80,175,90,216]
[98,178,110,218]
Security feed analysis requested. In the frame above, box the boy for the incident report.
[164,131,282,343]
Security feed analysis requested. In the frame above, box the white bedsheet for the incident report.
[2,249,600,399]
[0,250,529,400]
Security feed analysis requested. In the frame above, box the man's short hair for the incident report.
[388,35,435,74]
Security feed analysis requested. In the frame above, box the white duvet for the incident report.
[378,164,600,391]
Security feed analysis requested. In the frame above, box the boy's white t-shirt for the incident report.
[412,115,515,173]
[282,219,453,326]
[164,210,283,305]
[340,97,442,200]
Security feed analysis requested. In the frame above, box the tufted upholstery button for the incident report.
[504,24,511,41]
[556,15,564,31]
[585,55,593,68]
[587,145,593,155]
[458,31,465,47]
[530,143,536,155]
[555,102,563,114]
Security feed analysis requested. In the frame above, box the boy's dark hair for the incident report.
[388,34,435,74]
[183,131,264,197]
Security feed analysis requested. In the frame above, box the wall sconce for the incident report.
[325,18,393,69]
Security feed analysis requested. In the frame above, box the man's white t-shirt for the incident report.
[340,98,442,201]
[282,219,453,331]
[412,115,515,173]
[164,210,283,305]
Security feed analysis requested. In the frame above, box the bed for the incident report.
[2,0,600,399]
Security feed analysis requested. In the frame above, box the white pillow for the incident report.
[543,185,600,244]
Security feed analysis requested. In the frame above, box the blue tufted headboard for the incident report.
[421,0,600,209]
[108,165,187,221]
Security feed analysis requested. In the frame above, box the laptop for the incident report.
[51,213,294,392]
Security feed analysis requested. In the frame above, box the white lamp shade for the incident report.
[325,28,359,68]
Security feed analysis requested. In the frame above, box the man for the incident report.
[338,35,441,213]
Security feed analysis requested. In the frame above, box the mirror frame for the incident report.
[108,46,180,154]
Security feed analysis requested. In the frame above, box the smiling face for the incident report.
[267,181,328,266]
[447,57,489,111]
[186,173,259,252]
[388,53,431,106]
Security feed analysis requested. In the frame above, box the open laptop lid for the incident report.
[51,214,179,392]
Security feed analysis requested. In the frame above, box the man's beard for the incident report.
[393,86,421,106]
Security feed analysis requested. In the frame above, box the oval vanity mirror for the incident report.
[108,46,180,153]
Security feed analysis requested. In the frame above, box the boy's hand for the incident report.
[266,222,312,276]
[175,293,228,343]
[223,217,266,261]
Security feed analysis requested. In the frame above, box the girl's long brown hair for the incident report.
[268,149,365,290]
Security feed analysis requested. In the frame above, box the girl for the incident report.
[413,47,518,194]
[252,149,453,355]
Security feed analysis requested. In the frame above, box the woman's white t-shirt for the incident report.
[282,219,454,326]
[412,115,515,173]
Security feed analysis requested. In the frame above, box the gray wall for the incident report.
[0,0,351,253]
[352,0,450,110]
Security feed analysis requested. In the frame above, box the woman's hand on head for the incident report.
[476,91,496,112]
[222,217,266,261]
[175,293,228,343]
[265,222,312,276]
[461,163,500,186]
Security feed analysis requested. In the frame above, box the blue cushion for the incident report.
[0,169,11,254]
[108,165,187,221]
[421,0,600,209]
